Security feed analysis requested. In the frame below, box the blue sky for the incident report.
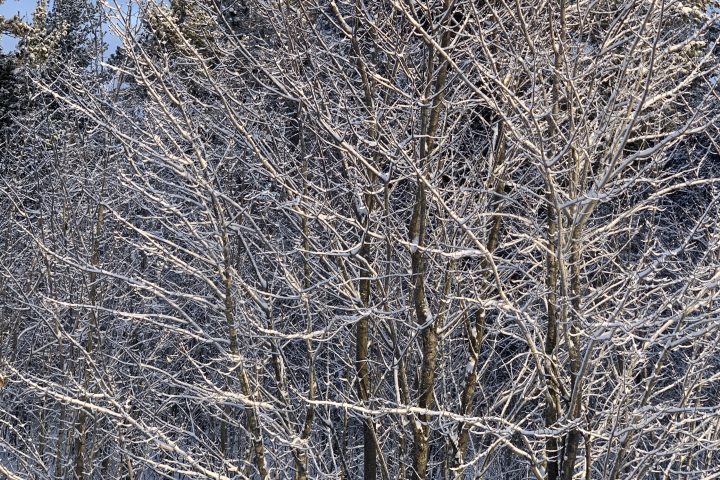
[1,0,122,54]
[0,0,31,51]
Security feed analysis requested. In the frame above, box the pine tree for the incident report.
[0,48,19,129]
[47,0,104,68]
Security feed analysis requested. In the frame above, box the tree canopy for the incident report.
[1,1,720,479]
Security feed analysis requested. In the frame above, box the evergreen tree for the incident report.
[0,48,19,130]
[47,0,104,68]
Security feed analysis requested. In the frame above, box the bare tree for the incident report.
[1,0,719,479]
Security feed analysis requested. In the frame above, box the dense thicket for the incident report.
[1,1,720,479]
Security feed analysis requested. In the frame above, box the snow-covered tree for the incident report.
[1,0,719,479]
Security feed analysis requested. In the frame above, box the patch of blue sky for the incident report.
[1,0,128,56]
[0,0,34,51]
